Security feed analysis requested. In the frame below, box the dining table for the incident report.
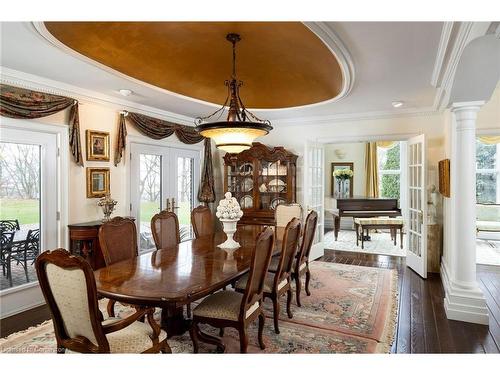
[95,224,284,337]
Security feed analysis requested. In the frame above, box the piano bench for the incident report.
[353,217,404,249]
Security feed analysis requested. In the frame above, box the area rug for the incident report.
[0,262,398,354]
[324,229,406,257]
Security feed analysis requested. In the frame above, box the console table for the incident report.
[68,217,135,270]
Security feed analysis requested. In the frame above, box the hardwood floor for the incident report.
[1,249,499,353]
[321,249,500,353]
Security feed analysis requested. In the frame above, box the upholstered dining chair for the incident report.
[151,211,180,250]
[235,218,301,334]
[98,217,138,317]
[275,203,302,227]
[269,210,318,306]
[189,227,275,353]
[35,248,171,354]
[191,205,215,238]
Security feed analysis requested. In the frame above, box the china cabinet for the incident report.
[223,142,297,225]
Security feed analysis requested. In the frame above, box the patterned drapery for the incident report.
[0,84,83,166]
[115,111,215,203]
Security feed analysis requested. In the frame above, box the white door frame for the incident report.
[0,117,68,318]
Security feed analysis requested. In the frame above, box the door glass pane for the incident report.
[177,156,194,241]
[0,142,41,290]
[139,154,161,252]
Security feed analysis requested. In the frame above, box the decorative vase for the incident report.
[97,193,117,222]
[216,192,244,250]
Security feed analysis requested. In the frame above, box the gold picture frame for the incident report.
[86,168,110,198]
[86,130,110,161]
[438,159,450,198]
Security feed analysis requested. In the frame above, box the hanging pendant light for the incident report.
[195,33,272,154]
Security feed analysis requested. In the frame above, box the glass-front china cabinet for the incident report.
[223,142,297,225]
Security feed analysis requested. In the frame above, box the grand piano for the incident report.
[330,197,401,240]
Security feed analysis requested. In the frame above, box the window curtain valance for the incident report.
[0,84,83,166]
[478,136,500,145]
[376,141,397,149]
[115,111,215,203]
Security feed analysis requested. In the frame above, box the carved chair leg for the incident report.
[295,273,302,307]
[160,340,172,353]
[189,322,200,353]
[219,328,225,337]
[196,326,226,353]
[186,303,191,319]
[107,299,116,318]
[258,312,266,350]
[286,288,293,319]
[272,296,280,334]
[238,325,248,354]
[305,265,311,297]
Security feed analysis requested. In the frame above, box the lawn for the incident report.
[0,198,40,225]
[140,200,191,225]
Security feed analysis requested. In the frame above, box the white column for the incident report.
[442,101,489,325]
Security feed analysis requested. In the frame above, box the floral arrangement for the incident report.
[333,169,354,180]
[216,192,244,220]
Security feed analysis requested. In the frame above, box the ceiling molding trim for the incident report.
[32,21,355,112]
[303,22,355,102]
[431,22,454,87]
[272,106,441,127]
[0,66,196,126]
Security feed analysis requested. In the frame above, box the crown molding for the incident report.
[0,66,196,126]
[431,22,454,87]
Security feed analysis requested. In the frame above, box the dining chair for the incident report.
[191,205,215,238]
[189,226,275,353]
[235,218,301,334]
[151,211,180,250]
[275,203,302,227]
[98,217,138,317]
[0,231,15,287]
[10,228,40,283]
[0,219,20,232]
[35,248,171,353]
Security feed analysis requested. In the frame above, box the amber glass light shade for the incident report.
[197,123,271,153]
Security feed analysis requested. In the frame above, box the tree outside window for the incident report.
[476,139,499,204]
[377,142,401,199]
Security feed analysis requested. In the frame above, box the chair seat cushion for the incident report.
[192,290,244,321]
[235,272,287,294]
[104,318,167,353]
[354,217,403,225]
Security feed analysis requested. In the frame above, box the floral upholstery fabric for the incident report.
[193,290,243,321]
[45,264,98,345]
[235,272,287,294]
[354,217,403,225]
[103,318,167,353]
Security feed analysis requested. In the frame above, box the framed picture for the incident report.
[86,168,110,198]
[86,130,110,161]
[331,162,354,198]
[438,159,450,197]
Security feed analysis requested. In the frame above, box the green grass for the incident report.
[0,198,40,225]
[140,200,191,225]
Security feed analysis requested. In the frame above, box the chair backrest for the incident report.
[191,205,214,238]
[35,248,109,353]
[272,218,301,287]
[151,211,180,250]
[1,231,15,251]
[0,219,20,232]
[25,229,40,257]
[98,217,138,266]
[296,210,318,267]
[240,227,275,319]
[275,204,302,227]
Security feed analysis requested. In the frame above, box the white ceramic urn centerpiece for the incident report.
[216,192,244,249]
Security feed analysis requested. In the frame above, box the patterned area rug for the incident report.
[0,262,398,354]
[324,230,406,257]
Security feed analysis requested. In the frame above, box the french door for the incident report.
[130,143,200,252]
[304,141,325,260]
[406,134,428,278]
[0,124,59,317]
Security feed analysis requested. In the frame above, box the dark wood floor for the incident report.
[321,249,500,353]
[2,249,499,353]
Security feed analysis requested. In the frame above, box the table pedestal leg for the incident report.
[161,305,191,338]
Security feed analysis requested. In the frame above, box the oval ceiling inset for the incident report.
[43,22,345,109]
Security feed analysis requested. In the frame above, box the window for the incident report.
[476,139,499,204]
[377,142,401,199]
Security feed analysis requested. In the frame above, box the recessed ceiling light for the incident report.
[119,89,133,97]
[392,101,404,108]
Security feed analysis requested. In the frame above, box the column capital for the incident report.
[450,101,485,114]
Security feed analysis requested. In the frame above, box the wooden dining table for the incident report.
[95,224,283,337]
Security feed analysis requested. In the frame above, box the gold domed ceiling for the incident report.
[44,22,344,109]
